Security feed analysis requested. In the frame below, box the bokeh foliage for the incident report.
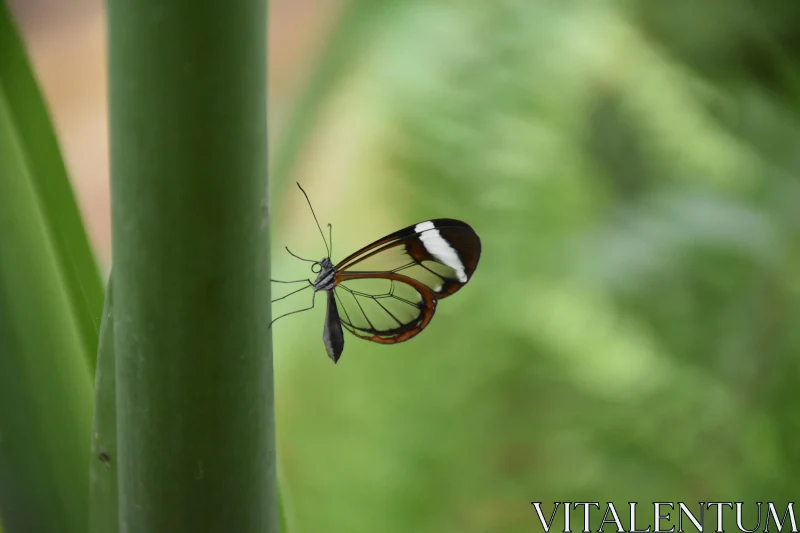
[272,1,800,532]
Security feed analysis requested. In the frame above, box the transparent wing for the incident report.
[333,272,437,344]
[335,219,481,299]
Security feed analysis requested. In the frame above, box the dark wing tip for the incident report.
[428,218,482,278]
[430,218,482,255]
[430,218,473,228]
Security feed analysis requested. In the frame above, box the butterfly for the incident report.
[270,183,481,363]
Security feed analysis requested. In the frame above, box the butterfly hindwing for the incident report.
[333,271,437,344]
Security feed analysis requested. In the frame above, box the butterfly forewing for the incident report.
[333,272,437,344]
[335,219,481,299]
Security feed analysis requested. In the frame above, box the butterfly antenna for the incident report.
[328,223,333,258]
[296,183,331,258]
[285,246,317,264]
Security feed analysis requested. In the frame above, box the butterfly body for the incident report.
[271,185,481,364]
[310,257,344,361]
[323,290,345,362]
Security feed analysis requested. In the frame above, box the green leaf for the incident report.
[0,6,101,532]
[0,3,104,370]
[89,281,118,533]
[0,78,93,533]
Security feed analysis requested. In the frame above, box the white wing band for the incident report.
[415,221,468,283]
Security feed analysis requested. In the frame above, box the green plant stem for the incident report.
[107,1,276,531]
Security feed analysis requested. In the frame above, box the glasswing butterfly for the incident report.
[271,184,481,363]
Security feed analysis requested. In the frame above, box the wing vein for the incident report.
[348,290,377,331]
[418,262,447,283]
[373,298,405,328]
[333,287,353,326]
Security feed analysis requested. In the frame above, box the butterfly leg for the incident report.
[269,288,318,328]
[271,281,313,303]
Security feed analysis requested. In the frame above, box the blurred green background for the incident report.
[8,0,800,531]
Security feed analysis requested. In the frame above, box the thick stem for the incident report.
[107,1,276,531]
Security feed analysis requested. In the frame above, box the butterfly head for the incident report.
[312,257,336,291]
